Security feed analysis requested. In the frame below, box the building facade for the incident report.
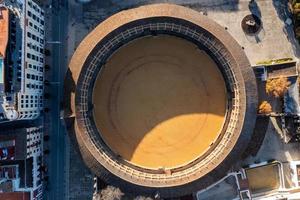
[0,126,44,200]
[0,0,45,121]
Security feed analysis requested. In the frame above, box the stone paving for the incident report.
[240,120,300,165]
[67,0,300,66]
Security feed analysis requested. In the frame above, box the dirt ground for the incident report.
[93,35,227,169]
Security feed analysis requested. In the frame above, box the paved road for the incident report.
[44,0,69,199]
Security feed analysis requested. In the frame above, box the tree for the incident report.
[94,186,124,200]
[266,76,291,97]
[134,196,154,200]
[258,101,272,114]
[44,93,51,99]
[44,49,51,56]
[44,149,50,154]
[45,64,50,71]
[43,135,50,141]
[44,80,50,86]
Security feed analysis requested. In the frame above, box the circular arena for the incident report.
[65,4,258,198]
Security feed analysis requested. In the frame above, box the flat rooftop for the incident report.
[245,163,281,194]
[0,192,30,200]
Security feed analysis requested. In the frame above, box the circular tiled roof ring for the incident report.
[67,3,257,197]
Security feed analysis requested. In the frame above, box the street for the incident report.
[44,0,69,199]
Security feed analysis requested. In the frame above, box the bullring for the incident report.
[66,3,258,197]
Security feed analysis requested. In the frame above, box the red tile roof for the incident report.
[0,192,30,200]
[0,7,9,58]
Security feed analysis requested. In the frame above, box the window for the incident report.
[27,32,31,37]
[26,74,30,79]
[27,11,32,17]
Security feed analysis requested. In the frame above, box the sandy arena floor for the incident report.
[93,35,227,169]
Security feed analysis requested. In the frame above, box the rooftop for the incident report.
[0,7,9,58]
[0,192,30,200]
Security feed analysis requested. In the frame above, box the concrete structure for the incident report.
[26,126,43,159]
[19,0,45,120]
[0,0,45,121]
[0,126,43,200]
[65,4,258,198]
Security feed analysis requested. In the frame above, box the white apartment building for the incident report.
[0,0,45,121]
[18,0,45,120]
[26,126,42,159]
[26,126,43,196]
